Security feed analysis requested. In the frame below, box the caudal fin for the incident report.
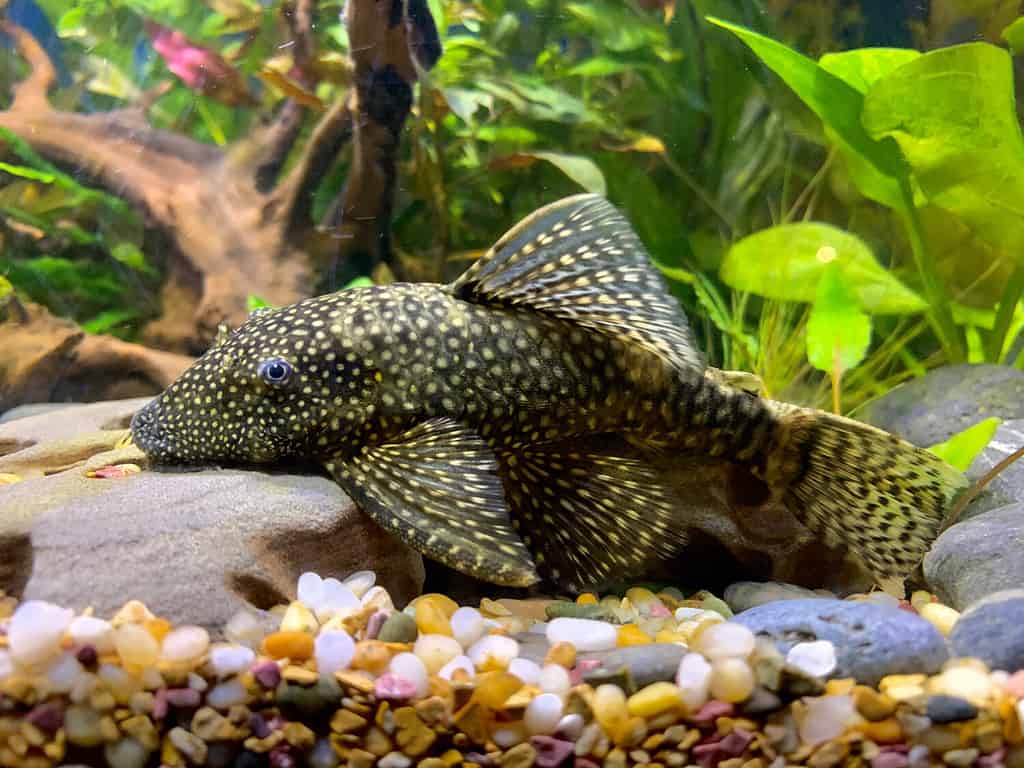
[768,403,969,595]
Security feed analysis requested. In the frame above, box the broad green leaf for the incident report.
[806,263,871,375]
[927,417,1002,471]
[720,222,927,314]
[110,243,152,274]
[57,7,87,37]
[568,56,634,78]
[1003,16,1024,54]
[818,49,920,94]
[507,151,607,195]
[706,17,905,179]
[862,43,1024,259]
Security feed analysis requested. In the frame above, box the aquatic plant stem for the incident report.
[985,265,1024,363]
[897,181,964,364]
[942,442,1024,532]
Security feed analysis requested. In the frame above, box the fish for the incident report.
[130,194,969,594]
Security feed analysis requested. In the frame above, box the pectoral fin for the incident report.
[326,418,540,587]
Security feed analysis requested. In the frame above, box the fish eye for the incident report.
[258,358,293,385]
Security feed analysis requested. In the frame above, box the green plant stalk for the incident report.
[896,180,964,363]
[985,265,1024,363]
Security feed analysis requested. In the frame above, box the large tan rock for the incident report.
[0,400,424,628]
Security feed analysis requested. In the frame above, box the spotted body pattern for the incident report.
[132,195,969,593]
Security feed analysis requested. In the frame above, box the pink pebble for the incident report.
[365,610,390,640]
[252,660,282,689]
[152,689,169,720]
[165,688,201,708]
[647,603,672,618]
[872,753,909,768]
[374,673,418,701]
[25,702,64,734]
[574,759,600,768]
[978,749,1006,768]
[1005,669,1024,697]
[530,735,575,768]
[690,700,734,727]
[569,659,602,685]
[718,728,753,757]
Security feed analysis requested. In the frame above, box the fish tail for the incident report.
[764,401,969,595]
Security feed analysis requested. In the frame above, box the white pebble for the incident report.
[379,752,412,768]
[524,692,564,735]
[555,712,584,740]
[343,570,376,598]
[209,643,255,677]
[297,571,325,606]
[467,635,520,669]
[438,655,475,681]
[546,618,617,652]
[0,650,13,680]
[224,610,264,649]
[69,616,115,654]
[206,678,250,709]
[188,673,208,692]
[451,606,485,649]
[389,652,429,698]
[675,652,712,711]
[315,578,361,622]
[674,607,709,621]
[361,586,394,612]
[538,663,572,699]
[529,622,549,635]
[492,724,526,747]
[315,630,355,675]
[693,622,755,660]
[413,634,463,674]
[8,600,74,666]
[799,694,857,745]
[161,626,210,664]
[47,653,86,693]
[786,640,837,678]
[508,657,541,685]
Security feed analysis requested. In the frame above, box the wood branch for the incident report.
[0,300,192,412]
[0,0,439,366]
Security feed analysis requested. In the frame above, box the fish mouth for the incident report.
[130,400,180,463]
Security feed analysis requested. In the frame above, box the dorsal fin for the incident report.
[450,194,704,372]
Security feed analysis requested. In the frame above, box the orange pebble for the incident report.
[857,718,903,743]
[415,599,454,636]
[262,631,314,660]
[351,641,391,674]
[144,618,172,644]
[473,671,523,709]
[617,624,652,646]
[576,593,598,605]
[544,641,577,668]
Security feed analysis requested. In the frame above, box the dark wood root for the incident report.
[0,0,439,360]
[0,298,193,413]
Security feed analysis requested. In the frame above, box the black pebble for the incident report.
[926,694,978,723]
[234,749,270,768]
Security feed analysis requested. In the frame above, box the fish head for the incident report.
[131,299,367,465]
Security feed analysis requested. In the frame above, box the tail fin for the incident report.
[766,402,969,596]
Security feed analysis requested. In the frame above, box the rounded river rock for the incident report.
[732,598,949,686]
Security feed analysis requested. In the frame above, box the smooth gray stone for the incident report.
[858,363,1024,447]
[733,598,949,686]
[924,503,1024,610]
[949,589,1024,673]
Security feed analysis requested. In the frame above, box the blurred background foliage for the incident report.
[1,0,1024,414]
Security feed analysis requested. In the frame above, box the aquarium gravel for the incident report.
[0,573,1022,768]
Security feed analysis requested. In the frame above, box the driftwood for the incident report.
[0,297,193,412]
[0,0,439,355]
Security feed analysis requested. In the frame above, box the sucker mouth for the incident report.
[130,402,176,461]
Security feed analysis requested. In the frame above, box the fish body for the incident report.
[132,195,968,593]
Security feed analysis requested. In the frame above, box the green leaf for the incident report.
[247,295,274,312]
[110,242,152,274]
[818,49,920,94]
[720,222,927,314]
[568,56,635,78]
[861,43,1024,260]
[927,417,1002,471]
[1002,16,1024,54]
[705,16,905,179]
[806,262,871,374]
[343,276,374,290]
[81,309,141,335]
[0,162,55,184]
[56,7,87,37]
[529,152,607,195]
